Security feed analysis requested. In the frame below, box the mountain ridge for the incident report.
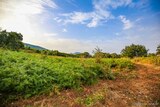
[24,43,47,50]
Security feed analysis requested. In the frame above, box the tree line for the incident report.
[0,29,160,58]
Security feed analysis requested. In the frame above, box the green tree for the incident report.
[156,44,160,55]
[7,32,24,50]
[103,53,111,58]
[78,52,91,58]
[0,30,8,48]
[110,53,120,58]
[0,29,24,50]
[93,46,103,63]
[148,53,156,57]
[121,44,148,58]
[52,50,59,56]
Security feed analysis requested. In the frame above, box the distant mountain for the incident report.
[73,52,81,54]
[24,43,47,50]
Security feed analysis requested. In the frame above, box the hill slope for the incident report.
[24,43,47,50]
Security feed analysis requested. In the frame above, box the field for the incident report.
[0,49,160,107]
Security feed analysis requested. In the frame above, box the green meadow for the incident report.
[0,49,133,101]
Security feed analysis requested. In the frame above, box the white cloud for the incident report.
[119,15,133,30]
[62,28,67,32]
[0,0,158,54]
[0,0,57,15]
[93,0,132,9]
[61,12,92,24]
[87,18,99,27]
[54,17,62,23]
[115,33,120,36]
[135,17,143,22]
[0,0,57,43]
[31,25,160,54]
[65,0,78,7]
[56,0,132,27]
[129,0,149,8]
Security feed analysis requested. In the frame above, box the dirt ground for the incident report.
[6,63,160,107]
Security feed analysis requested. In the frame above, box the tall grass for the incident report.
[133,56,160,66]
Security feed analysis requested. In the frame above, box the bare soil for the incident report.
[6,63,160,107]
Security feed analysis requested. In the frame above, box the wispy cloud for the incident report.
[62,28,67,32]
[129,0,149,9]
[135,17,143,22]
[65,0,78,7]
[0,0,58,43]
[119,15,133,30]
[61,12,92,25]
[55,0,133,27]
[37,26,160,53]
[54,17,62,23]
[0,0,58,15]
[0,0,158,54]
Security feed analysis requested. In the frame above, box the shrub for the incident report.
[121,44,148,58]
[0,49,134,103]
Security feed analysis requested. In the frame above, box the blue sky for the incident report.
[0,0,160,53]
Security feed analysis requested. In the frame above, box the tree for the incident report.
[110,53,120,58]
[93,46,103,63]
[121,44,148,58]
[148,53,156,57]
[0,29,24,50]
[81,52,91,58]
[103,53,111,58]
[7,32,24,50]
[0,30,8,47]
[156,44,160,55]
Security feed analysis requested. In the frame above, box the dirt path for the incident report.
[105,64,160,107]
[8,63,160,107]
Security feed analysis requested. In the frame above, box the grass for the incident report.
[133,56,160,66]
[75,88,107,106]
[0,49,134,104]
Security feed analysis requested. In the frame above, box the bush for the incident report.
[0,49,134,103]
[121,44,148,58]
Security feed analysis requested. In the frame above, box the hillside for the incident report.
[24,43,47,50]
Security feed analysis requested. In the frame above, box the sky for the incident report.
[0,0,160,53]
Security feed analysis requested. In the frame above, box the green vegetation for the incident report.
[133,56,160,66]
[0,29,24,50]
[121,44,148,58]
[76,88,107,106]
[156,44,160,55]
[1,29,160,106]
[0,49,134,103]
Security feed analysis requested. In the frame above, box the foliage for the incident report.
[133,56,160,66]
[148,53,156,57]
[76,52,92,58]
[93,46,103,63]
[0,29,24,50]
[76,89,106,106]
[92,47,120,59]
[121,44,148,58]
[24,48,91,58]
[110,53,121,58]
[156,44,160,55]
[0,49,134,103]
